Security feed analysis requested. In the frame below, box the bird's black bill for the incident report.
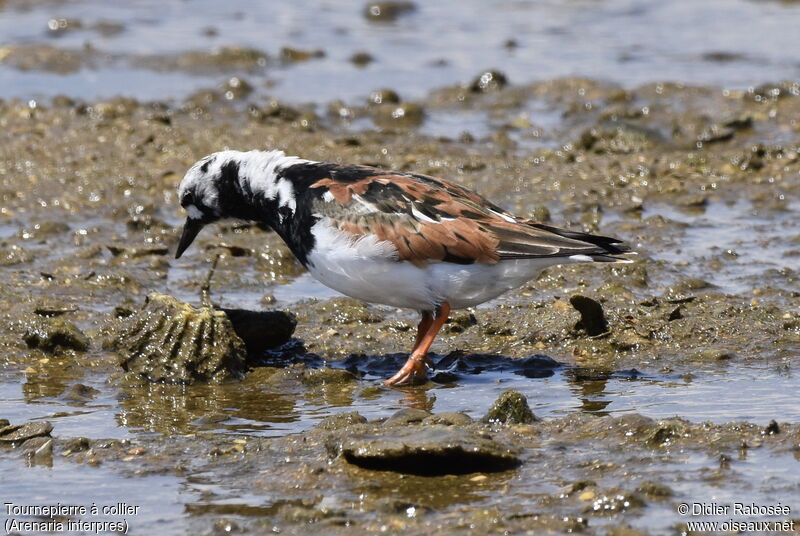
[175,218,204,259]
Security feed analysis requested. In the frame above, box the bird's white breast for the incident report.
[304,219,570,311]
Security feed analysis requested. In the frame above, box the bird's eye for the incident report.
[181,193,194,207]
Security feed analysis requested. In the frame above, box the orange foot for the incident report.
[384,355,429,386]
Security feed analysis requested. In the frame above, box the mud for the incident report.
[1,58,799,534]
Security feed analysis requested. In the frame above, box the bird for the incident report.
[174,149,631,386]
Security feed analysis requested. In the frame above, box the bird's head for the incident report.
[175,149,310,258]
[174,152,227,259]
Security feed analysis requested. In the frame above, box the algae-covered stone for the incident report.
[470,70,508,92]
[302,368,357,386]
[317,412,367,430]
[330,426,519,475]
[23,317,90,353]
[371,102,425,128]
[483,390,536,424]
[109,293,247,384]
[63,437,90,453]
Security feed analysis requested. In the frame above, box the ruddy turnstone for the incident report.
[175,150,631,386]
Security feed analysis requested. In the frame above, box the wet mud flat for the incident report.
[1,76,800,534]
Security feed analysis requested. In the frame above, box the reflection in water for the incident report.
[391,387,437,412]
[564,368,614,415]
[116,381,301,435]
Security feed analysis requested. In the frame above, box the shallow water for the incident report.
[2,0,800,102]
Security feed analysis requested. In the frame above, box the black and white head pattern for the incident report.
[177,149,311,224]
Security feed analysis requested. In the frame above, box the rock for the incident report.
[222,76,252,99]
[21,437,53,464]
[350,51,374,67]
[636,481,673,499]
[301,368,357,386]
[106,245,169,258]
[446,312,476,333]
[317,412,367,430]
[317,297,384,324]
[0,246,33,266]
[690,348,735,361]
[363,1,417,22]
[529,205,551,222]
[576,124,658,154]
[0,421,53,443]
[280,47,325,63]
[570,295,609,336]
[764,420,780,435]
[108,293,248,384]
[221,308,296,354]
[483,390,536,424]
[369,88,400,105]
[330,426,519,475]
[384,408,431,426]
[23,318,89,353]
[422,412,473,426]
[469,70,508,92]
[371,102,424,128]
[63,437,91,453]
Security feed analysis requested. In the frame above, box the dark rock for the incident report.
[350,51,374,67]
[764,420,780,435]
[331,426,519,475]
[483,390,536,424]
[384,408,431,426]
[0,421,53,443]
[221,308,296,354]
[363,1,417,22]
[63,437,91,453]
[470,70,508,92]
[570,295,609,336]
[317,412,367,430]
[23,318,89,353]
[108,293,248,384]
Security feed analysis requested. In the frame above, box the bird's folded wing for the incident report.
[310,171,625,266]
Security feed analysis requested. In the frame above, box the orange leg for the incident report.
[385,303,450,387]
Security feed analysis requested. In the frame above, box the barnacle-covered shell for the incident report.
[109,293,247,384]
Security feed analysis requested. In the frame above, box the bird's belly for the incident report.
[306,252,561,311]
[426,258,561,309]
